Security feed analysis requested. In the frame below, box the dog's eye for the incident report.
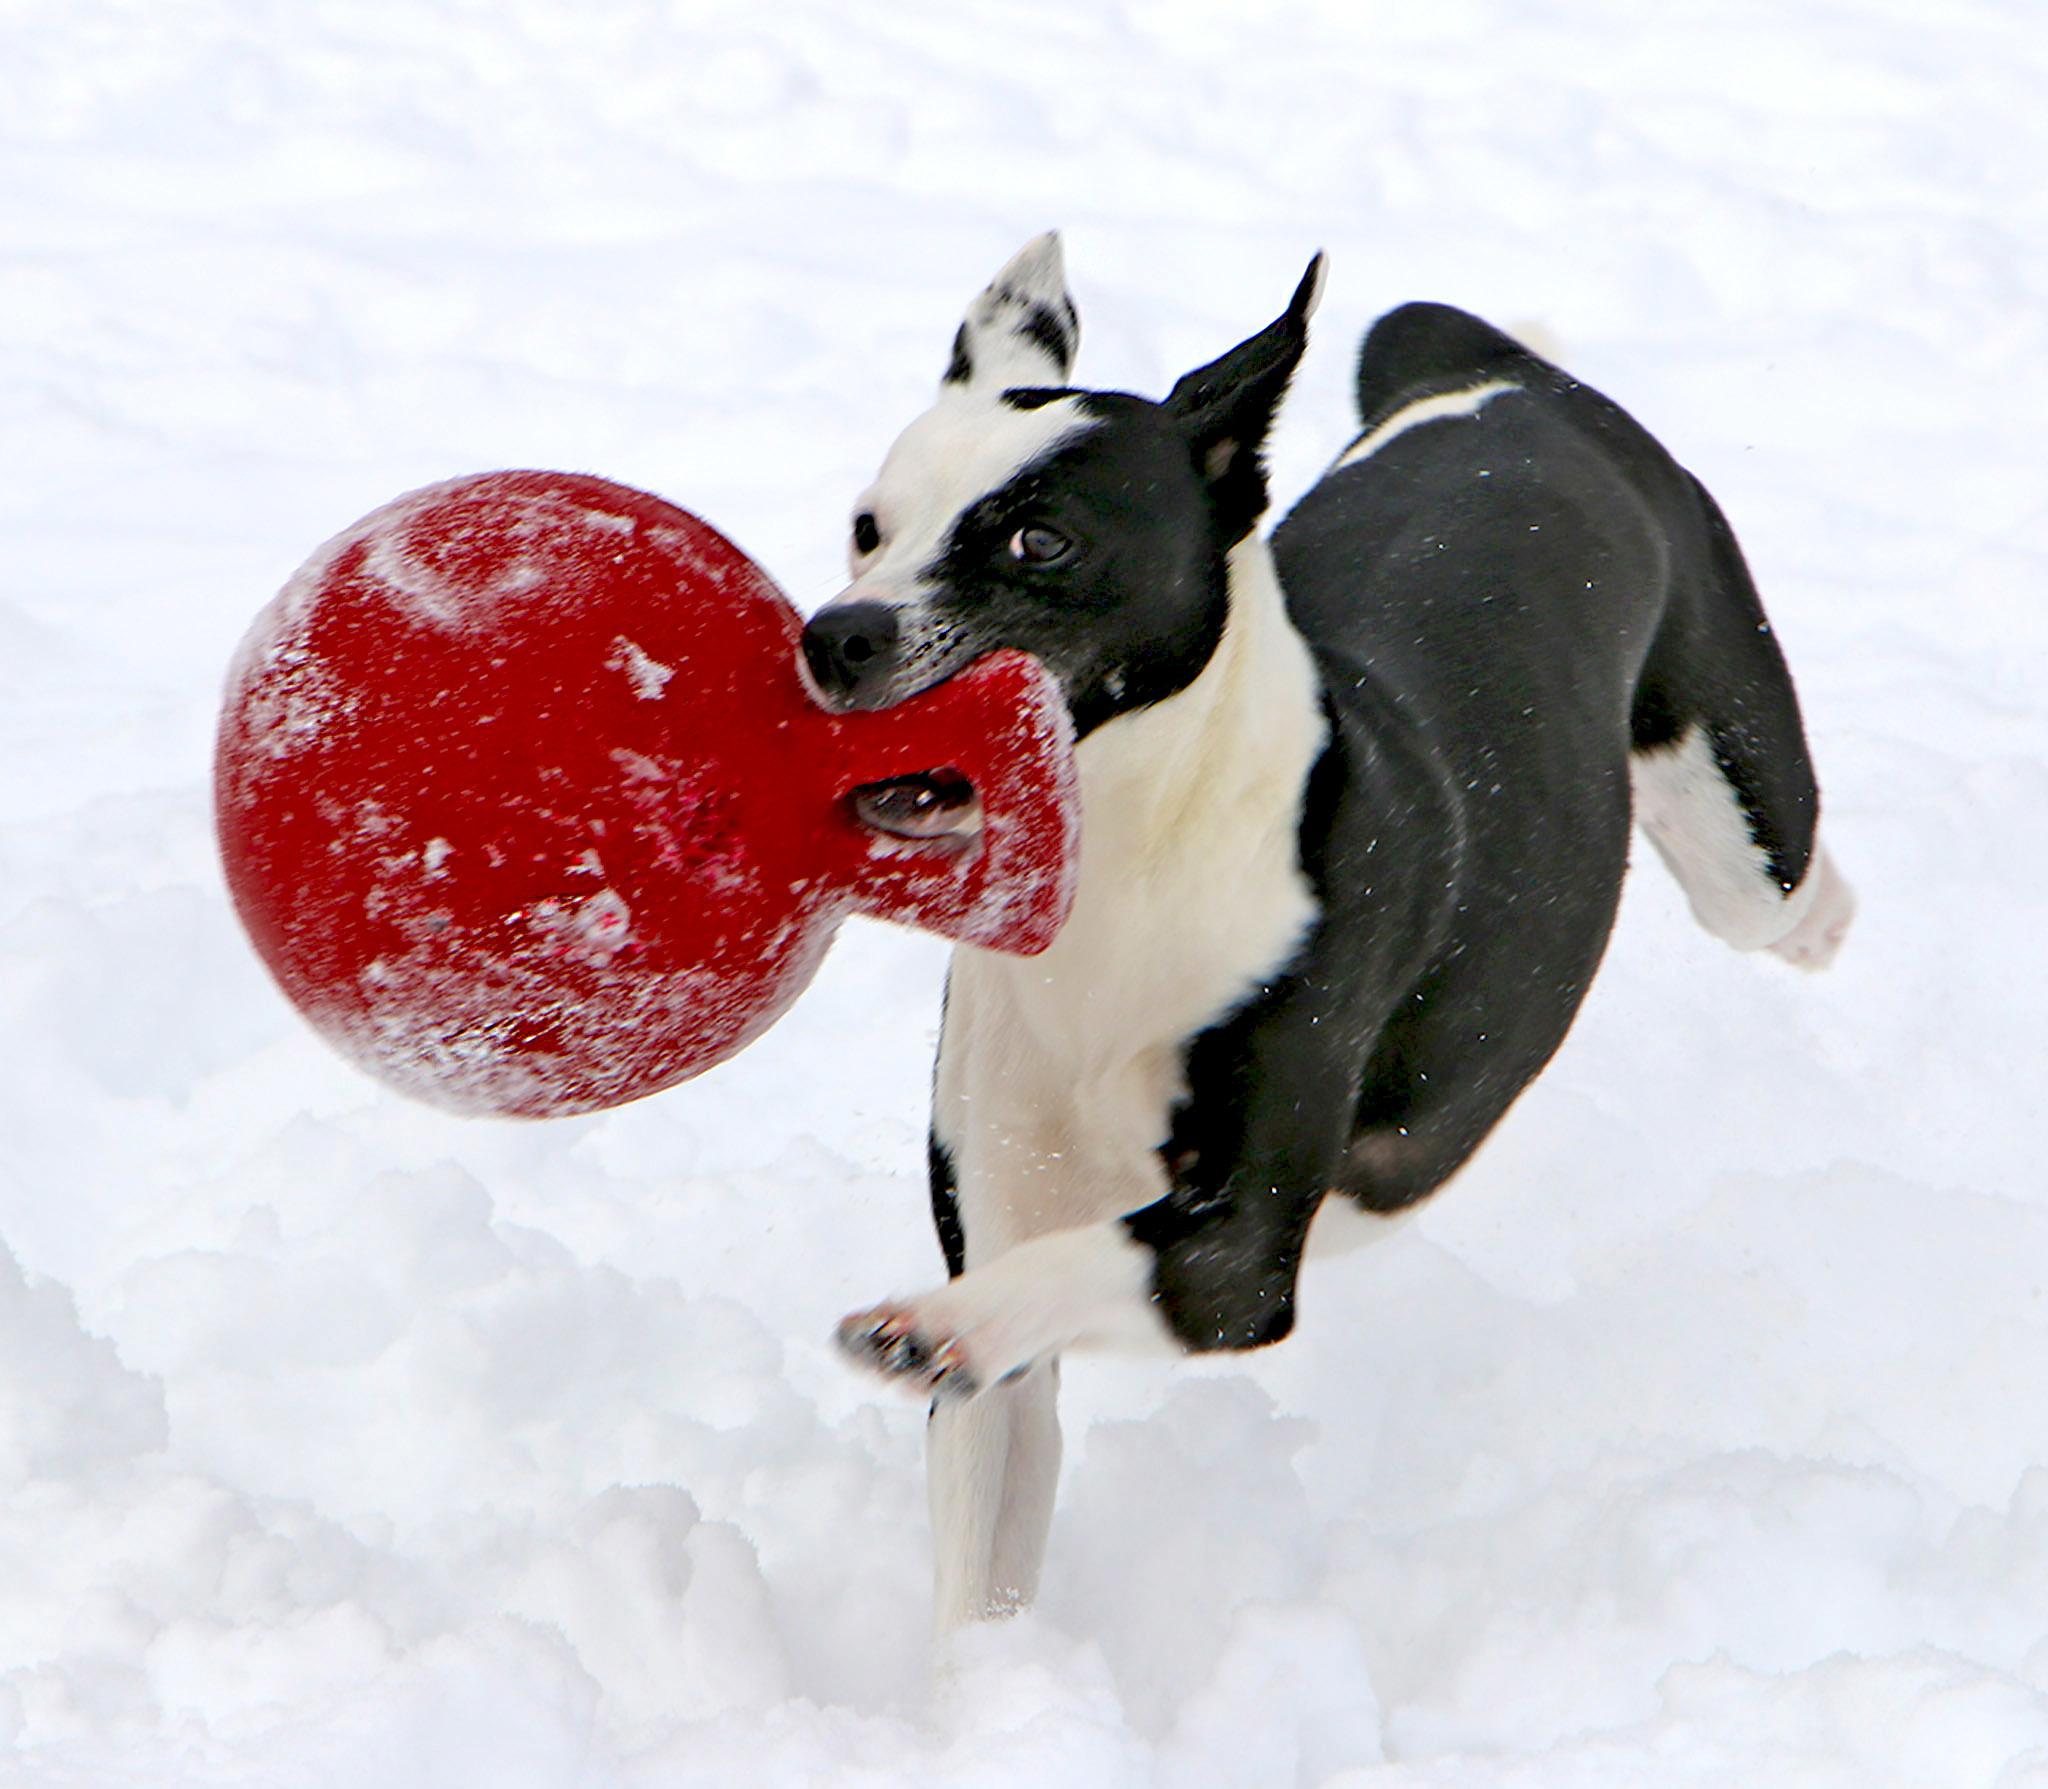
[852,512,882,557]
[1007,524,1070,566]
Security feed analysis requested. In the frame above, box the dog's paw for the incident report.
[836,1302,983,1401]
[1770,845,1856,972]
[835,1225,1169,1400]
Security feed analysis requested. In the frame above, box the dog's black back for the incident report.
[1142,303,1826,1337]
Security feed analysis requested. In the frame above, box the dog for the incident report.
[799,235,1854,1631]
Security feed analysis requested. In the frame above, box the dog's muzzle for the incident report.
[802,598,904,711]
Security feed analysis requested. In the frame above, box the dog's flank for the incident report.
[802,239,1850,1634]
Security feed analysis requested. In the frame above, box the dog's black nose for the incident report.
[802,599,902,708]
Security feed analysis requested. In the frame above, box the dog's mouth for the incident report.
[848,769,985,852]
[801,597,984,715]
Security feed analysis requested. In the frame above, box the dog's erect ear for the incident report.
[941,232,1080,395]
[1164,253,1325,546]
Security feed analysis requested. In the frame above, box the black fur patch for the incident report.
[928,1133,966,1280]
[1016,295,1078,372]
[1710,721,1811,893]
[926,395,1230,739]
[1002,387,1072,411]
[1163,255,1319,548]
[944,323,975,387]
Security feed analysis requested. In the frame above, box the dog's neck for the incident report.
[1070,533,1326,876]
[992,530,1327,1087]
[941,531,1329,1243]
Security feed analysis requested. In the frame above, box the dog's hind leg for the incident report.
[1630,474,1853,969]
[1631,728,1855,967]
[926,1358,1062,1630]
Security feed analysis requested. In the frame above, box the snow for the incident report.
[3,0,2046,1781]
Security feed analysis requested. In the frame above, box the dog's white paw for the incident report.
[836,1300,984,1401]
[836,1224,1173,1405]
[1769,845,1856,971]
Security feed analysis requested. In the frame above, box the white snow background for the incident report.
[3,0,2047,1782]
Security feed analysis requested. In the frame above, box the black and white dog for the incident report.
[801,236,1853,1631]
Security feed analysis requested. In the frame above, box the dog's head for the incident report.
[802,236,1324,739]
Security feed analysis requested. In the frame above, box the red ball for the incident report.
[216,471,1076,1117]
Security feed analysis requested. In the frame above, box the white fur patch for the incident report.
[1766,842,1855,970]
[1331,378,1520,472]
[839,392,1094,593]
[857,1223,1172,1390]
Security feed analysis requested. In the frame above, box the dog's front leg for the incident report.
[837,1219,1177,1399]
[841,936,1402,1391]
[839,1125,1342,1634]
[842,1220,1173,1631]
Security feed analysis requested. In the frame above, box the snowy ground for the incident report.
[4,0,2048,1782]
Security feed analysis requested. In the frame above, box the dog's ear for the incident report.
[1164,254,1325,546]
[941,232,1080,395]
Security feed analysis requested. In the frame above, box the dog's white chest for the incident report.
[935,540,1327,1258]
